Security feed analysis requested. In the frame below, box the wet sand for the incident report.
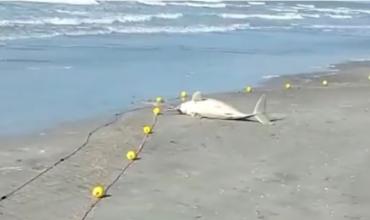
[1,61,370,220]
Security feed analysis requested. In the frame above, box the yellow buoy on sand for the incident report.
[180,91,188,99]
[368,75,370,80]
[126,150,137,160]
[156,96,163,103]
[143,125,152,134]
[285,83,291,89]
[322,80,328,86]
[152,107,161,116]
[244,86,253,93]
[91,185,105,199]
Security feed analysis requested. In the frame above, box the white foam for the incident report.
[262,74,280,79]
[219,13,304,20]
[62,23,250,36]
[0,13,183,26]
[136,0,166,6]
[349,58,370,62]
[309,7,352,14]
[248,2,266,6]
[106,23,250,34]
[231,4,250,8]
[356,9,370,15]
[293,5,370,16]
[309,25,370,29]
[326,14,352,19]
[0,23,251,41]
[155,13,182,19]
[270,8,298,13]
[0,19,43,26]
[295,6,361,15]
[296,4,315,9]
[0,0,98,5]
[249,26,292,30]
[169,2,226,8]
[301,13,320,18]
[55,9,88,15]
[219,13,249,19]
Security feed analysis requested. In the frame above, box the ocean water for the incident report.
[0,0,370,135]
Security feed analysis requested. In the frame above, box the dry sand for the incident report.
[1,61,370,220]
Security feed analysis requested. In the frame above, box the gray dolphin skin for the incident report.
[176,92,272,125]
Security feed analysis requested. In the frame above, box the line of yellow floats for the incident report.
[91,74,370,198]
[91,90,188,199]
[246,75,370,93]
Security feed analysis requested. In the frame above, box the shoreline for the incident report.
[1,58,369,142]
[2,28,370,136]
[1,59,370,219]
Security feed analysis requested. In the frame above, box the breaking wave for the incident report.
[308,25,370,29]
[135,0,167,6]
[248,2,266,6]
[219,13,304,20]
[0,0,98,4]
[105,23,250,34]
[0,23,251,40]
[294,5,370,15]
[326,14,352,19]
[0,13,183,26]
[0,0,369,41]
[169,2,226,8]
[55,9,88,15]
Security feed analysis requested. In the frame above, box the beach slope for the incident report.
[1,61,370,220]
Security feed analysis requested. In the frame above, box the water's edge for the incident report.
[2,58,369,141]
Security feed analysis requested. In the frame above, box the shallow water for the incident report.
[0,1,370,135]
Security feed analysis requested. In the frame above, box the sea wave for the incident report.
[106,23,250,34]
[0,0,246,6]
[169,2,226,8]
[135,0,167,6]
[248,2,266,5]
[0,13,183,26]
[301,13,320,18]
[305,7,353,14]
[231,4,250,8]
[308,25,370,29]
[219,13,304,20]
[295,6,370,15]
[249,26,293,30]
[270,8,298,13]
[55,9,88,15]
[326,14,352,19]
[0,0,98,4]
[155,13,183,19]
[0,23,250,40]
[296,4,316,9]
[262,74,280,79]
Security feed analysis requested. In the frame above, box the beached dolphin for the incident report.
[176,91,272,125]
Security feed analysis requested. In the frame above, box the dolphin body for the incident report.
[176,91,271,125]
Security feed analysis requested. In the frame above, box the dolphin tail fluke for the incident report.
[252,94,272,125]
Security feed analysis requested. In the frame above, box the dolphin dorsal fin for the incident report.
[192,91,203,102]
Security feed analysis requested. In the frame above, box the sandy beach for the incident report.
[1,61,370,220]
